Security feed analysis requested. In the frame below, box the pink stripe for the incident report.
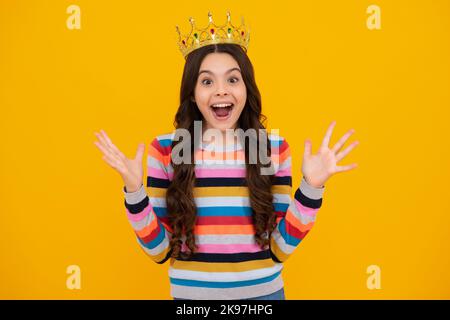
[147,166,168,179]
[181,243,262,253]
[195,168,246,178]
[275,168,291,177]
[294,199,318,217]
[126,204,152,222]
[147,166,173,180]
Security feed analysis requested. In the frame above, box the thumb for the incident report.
[304,139,312,157]
[135,143,145,161]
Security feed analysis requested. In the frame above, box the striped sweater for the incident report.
[123,132,325,300]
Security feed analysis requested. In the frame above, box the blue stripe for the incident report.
[153,207,167,217]
[273,203,289,212]
[155,205,288,217]
[158,138,172,147]
[170,271,281,288]
[160,136,280,148]
[137,220,165,249]
[155,205,287,217]
[278,219,301,246]
[270,138,283,147]
[196,206,253,216]
[153,203,289,217]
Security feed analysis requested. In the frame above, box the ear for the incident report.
[190,96,196,103]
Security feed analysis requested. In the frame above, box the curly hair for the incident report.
[166,43,276,260]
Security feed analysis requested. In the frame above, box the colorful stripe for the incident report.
[123,131,324,299]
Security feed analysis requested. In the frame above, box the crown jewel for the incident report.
[176,11,250,59]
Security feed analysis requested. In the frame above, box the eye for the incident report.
[201,79,212,85]
[229,77,239,83]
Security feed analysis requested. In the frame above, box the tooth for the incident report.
[212,103,233,108]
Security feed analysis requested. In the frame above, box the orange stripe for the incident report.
[149,145,171,166]
[194,224,255,235]
[135,216,158,238]
[278,147,290,164]
[285,209,315,232]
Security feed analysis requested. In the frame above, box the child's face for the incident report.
[194,52,247,132]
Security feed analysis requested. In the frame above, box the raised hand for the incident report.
[302,121,359,188]
[93,129,145,193]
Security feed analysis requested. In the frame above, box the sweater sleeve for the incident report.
[269,138,325,263]
[123,137,173,264]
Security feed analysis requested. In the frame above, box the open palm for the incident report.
[302,121,359,188]
[94,129,145,192]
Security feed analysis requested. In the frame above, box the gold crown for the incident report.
[175,11,250,59]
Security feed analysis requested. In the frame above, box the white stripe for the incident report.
[272,227,296,254]
[194,196,250,207]
[139,233,170,256]
[129,212,155,230]
[289,199,317,225]
[193,234,257,245]
[169,264,283,282]
[147,156,166,169]
[272,193,292,204]
[269,134,284,141]
[195,159,246,165]
[195,162,246,169]
[170,274,284,300]
[149,196,166,208]
[277,157,292,171]
[157,132,175,141]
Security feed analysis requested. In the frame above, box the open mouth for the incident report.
[210,103,234,120]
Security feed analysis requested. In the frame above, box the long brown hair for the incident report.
[166,43,276,260]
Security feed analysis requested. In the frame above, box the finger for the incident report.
[94,131,114,155]
[321,120,337,149]
[100,130,127,161]
[332,129,355,154]
[94,140,122,164]
[98,148,125,171]
[336,141,359,162]
[335,163,358,173]
[101,154,121,170]
[135,143,145,161]
[304,139,312,157]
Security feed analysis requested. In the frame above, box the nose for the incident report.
[214,80,229,96]
[215,91,228,97]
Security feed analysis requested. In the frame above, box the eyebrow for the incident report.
[198,67,241,76]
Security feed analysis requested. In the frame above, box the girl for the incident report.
[93,17,359,300]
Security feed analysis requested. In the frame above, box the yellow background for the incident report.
[1,0,449,299]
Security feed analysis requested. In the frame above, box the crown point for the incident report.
[176,11,250,58]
